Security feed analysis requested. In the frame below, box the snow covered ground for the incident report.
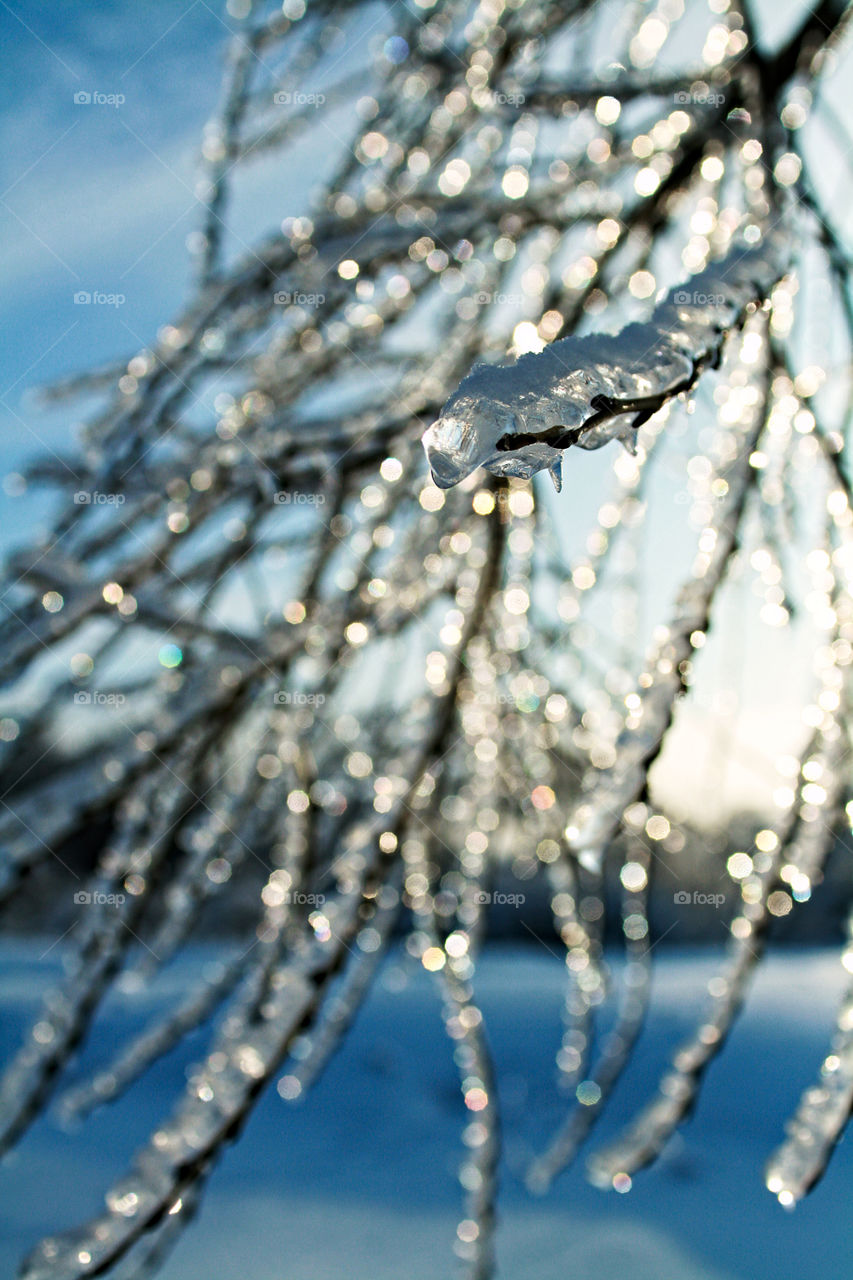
[1,943,851,1279]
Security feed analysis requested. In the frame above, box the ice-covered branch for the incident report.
[565,323,772,874]
[765,906,853,1206]
[423,233,788,492]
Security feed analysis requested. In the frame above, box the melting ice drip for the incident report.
[422,233,787,492]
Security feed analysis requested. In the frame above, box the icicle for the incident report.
[440,962,500,1280]
[423,234,788,489]
[57,957,245,1123]
[20,971,317,1280]
[586,712,843,1186]
[567,331,771,875]
[283,877,402,1094]
[0,769,197,1157]
[765,909,853,1206]
[529,838,653,1191]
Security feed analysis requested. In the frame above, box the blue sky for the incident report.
[0,3,228,381]
[0,0,373,535]
[0,0,233,542]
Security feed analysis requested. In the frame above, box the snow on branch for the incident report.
[423,230,789,493]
